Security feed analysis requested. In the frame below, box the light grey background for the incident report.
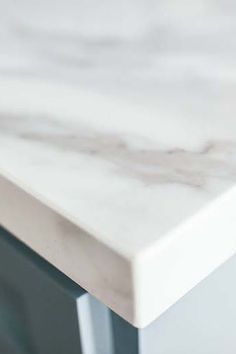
[140,254,236,354]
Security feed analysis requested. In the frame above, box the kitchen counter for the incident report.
[0,0,236,328]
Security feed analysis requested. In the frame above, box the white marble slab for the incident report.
[0,0,236,327]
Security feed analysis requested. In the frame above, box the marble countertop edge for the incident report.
[0,167,129,256]
[1,168,236,328]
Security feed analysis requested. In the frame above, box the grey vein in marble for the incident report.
[1,113,236,190]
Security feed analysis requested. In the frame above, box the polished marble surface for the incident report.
[0,0,236,327]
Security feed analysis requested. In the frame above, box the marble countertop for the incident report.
[0,0,236,327]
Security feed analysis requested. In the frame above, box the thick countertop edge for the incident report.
[1,170,236,327]
[0,167,132,258]
[0,172,136,323]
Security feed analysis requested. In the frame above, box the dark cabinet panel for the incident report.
[0,226,85,354]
